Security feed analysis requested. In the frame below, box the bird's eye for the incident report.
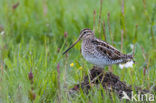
[84,31,86,34]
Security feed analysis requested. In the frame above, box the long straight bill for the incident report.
[63,39,80,55]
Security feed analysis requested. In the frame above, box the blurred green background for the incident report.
[0,0,156,102]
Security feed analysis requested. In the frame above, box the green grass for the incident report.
[0,0,156,102]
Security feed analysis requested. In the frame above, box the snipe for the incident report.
[63,28,134,68]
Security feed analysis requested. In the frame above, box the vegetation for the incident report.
[0,0,156,102]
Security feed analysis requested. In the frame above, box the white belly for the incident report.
[82,50,123,68]
[84,56,110,68]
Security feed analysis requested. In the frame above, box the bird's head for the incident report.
[79,28,94,40]
[63,28,94,55]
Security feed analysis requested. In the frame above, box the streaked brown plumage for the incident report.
[63,28,134,68]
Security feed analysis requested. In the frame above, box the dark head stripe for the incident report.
[80,28,91,33]
[80,28,92,34]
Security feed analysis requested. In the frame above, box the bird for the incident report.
[63,28,134,68]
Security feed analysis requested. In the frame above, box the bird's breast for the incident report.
[81,40,95,58]
[81,41,105,66]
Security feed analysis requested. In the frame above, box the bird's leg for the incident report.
[108,66,113,72]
